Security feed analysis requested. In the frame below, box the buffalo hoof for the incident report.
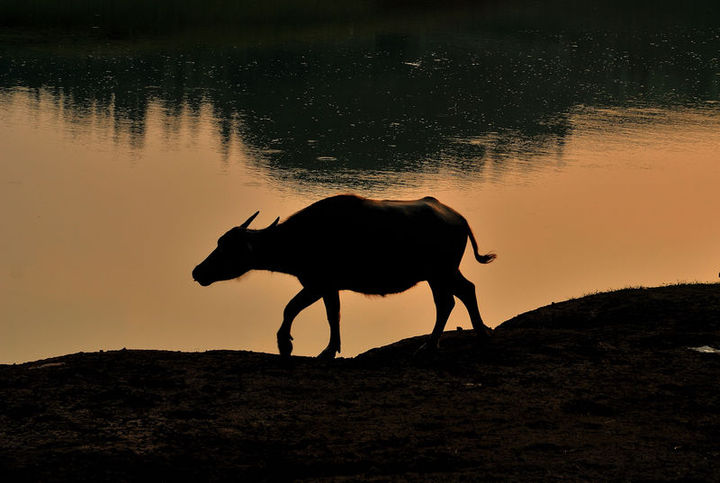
[277,336,293,358]
[475,325,493,338]
[317,347,338,360]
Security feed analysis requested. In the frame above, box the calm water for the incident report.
[2,8,720,363]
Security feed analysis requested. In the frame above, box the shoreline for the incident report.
[7,282,718,367]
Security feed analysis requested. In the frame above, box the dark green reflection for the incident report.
[1,3,719,188]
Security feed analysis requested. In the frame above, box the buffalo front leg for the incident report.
[318,291,341,360]
[277,288,321,358]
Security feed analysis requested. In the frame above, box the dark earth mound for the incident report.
[2,284,720,481]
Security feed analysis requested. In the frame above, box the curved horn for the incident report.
[240,211,260,229]
[267,217,280,229]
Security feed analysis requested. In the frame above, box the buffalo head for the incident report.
[192,211,277,286]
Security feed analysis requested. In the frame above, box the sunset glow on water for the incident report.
[2,12,719,363]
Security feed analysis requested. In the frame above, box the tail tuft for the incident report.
[475,252,497,264]
[465,220,496,265]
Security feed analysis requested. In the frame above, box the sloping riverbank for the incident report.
[2,284,719,480]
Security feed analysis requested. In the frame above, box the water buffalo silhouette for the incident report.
[192,194,496,359]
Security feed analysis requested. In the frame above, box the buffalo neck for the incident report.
[249,225,297,276]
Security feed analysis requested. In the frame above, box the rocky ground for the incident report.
[2,284,720,481]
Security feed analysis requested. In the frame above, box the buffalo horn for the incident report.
[240,211,260,229]
[268,217,280,229]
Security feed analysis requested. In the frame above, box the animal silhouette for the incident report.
[192,194,496,358]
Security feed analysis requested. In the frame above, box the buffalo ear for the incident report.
[240,211,260,229]
[268,217,280,229]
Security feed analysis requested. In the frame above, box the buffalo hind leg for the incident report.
[318,291,341,360]
[419,280,456,352]
[453,271,492,338]
[277,287,321,358]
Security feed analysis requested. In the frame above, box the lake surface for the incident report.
[2,5,720,363]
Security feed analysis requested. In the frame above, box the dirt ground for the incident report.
[2,284,720,481]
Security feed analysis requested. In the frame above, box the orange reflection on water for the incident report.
[1,90,719,363]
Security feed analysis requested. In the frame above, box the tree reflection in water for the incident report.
[2,8,719,189]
